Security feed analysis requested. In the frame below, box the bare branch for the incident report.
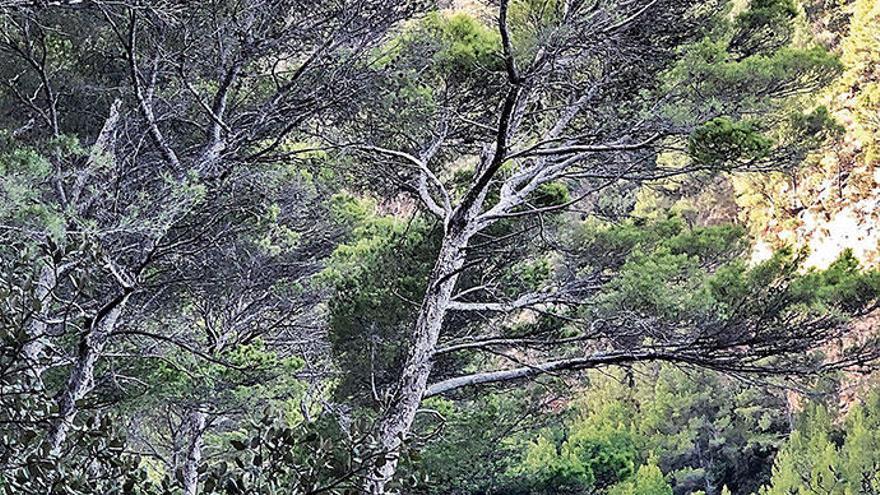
[425,350,661,397]
[123,10,181,170]
[508,132,662,160]
[498,0,520,84]
[357,145,452,220]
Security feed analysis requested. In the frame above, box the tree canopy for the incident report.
[1,0,879,494]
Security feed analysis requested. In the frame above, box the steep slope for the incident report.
[740,0,880,268]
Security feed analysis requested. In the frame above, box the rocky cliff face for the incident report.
[743,0,880,268]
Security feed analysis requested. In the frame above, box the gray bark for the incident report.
[424,351,660,397]
[181,408,206,495]
[47,292,130,454]
[71,99,120,206]
[367,228,472,494]
[366,58,520,495]
[20,262,57,378]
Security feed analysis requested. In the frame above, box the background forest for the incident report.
[1,0,879,494]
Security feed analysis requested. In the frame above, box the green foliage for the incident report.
[789,105,842,140]
[572,215,746,263]
[499,255,554,297]
[604,246,711,319]
[633,367,786,494]
[142,339,302,399]
[730,0,798,57]
[688,117,772,166]
[571,213,880,333]
[761,392,880,495]
[385,11,501,82]
[533,181,571,207]
[322,193,439,399]
[572,215,747,319]
[390,1,566,83]
[1,1,878,494]
[506,398,640,493]
[467,364,792,495]
[790,250,880,313]
[0,259,156,495]
[730,0,879,242]
[0,139,65,241]
[669,38,842,118]
[421,12,501,75]
[198,412,404,495]
[608,462,674,495]
[505,0,565,61]
[413,392,541,493]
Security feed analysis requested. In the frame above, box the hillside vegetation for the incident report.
[1,0,879,494]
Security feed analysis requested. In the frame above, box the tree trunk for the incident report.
[181,408,206,495]
[47,292,130,454]
[21,262,56,379]
[367,229,471,494]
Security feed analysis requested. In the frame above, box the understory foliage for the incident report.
[1,0,879,494]
[761,391,880,495]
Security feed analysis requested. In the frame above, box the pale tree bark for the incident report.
[180,408,207,495]
[2,0,421,472]
[47,291,130,454]
[424,352,658,397]
[70,98,120,206]
[20,262,57,378]
[367,227,473,493]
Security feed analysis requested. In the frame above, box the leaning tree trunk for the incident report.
[367,228,471,494]
[47,292,130,454]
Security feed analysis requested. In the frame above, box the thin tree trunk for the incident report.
[367,229,471,494]
[47,292,130,454]
[20,263,57,379]
[181,408,206,495]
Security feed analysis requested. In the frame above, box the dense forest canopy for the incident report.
[1,0,879,494]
